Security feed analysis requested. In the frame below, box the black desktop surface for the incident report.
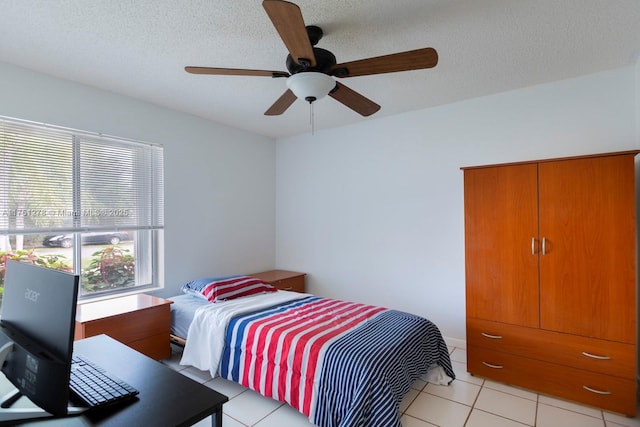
[5,335,228,427]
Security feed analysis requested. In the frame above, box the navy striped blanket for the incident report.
[218,296,454,427]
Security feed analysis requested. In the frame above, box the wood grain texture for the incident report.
[331,47,438,77]
[185,66,288,77]
[75,294,172,360]
[265,89,297,115]
[467,318,635,378]
[329,82,381,116]
[463,163,539,327]
[468,345,636,416]
[127,333,172,361]
[538,154,637,343]
[250,269,306,293]
[262,0,316,66]
[464,150,638,416]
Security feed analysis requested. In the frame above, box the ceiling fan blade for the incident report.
[329,82,380,117]
[331,47,438,78]
[185,66,289,78]
[262,0,316,67]
[264,89,297,116]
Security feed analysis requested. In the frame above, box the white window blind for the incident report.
[0,122,74,233]
[0,116,164,299]
[78,135,164,232]
[0,118,164,235]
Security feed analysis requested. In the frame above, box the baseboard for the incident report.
[444,336,466,350]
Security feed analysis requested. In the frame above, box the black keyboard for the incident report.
[69,354,139,408]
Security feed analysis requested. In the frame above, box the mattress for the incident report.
[168,294,208,339]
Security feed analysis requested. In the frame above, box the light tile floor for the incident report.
[162,345,640,427]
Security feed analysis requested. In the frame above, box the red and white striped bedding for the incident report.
[181,291,306,373]
[180,291,454,427]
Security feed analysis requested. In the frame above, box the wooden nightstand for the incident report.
[250,270,306,293]
[74,294,173,360]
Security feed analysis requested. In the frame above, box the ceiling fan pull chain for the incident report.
[310,102,315,135]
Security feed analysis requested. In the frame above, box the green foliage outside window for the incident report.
[0,246,135,305]
[82,246,135,292]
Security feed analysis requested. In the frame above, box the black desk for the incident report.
[5,334,228,426]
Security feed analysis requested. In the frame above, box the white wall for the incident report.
[2,60,636,344]
[0,61,277,298]
[275,66,639,343]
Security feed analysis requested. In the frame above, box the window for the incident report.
[0,117,164,303]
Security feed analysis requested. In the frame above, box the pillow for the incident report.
[181,275,276,303]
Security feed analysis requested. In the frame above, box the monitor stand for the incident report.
[0,342,86,424]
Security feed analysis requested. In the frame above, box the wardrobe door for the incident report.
[464,163,540,327]
[539,154,636,343]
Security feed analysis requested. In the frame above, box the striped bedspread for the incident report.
[218,295,454,427]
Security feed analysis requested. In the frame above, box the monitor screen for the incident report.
[0,260,79,418]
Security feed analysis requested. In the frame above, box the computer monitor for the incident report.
[0,260,83,423]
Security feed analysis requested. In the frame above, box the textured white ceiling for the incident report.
[1,0,639,139]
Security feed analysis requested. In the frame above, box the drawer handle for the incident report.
[583,386,612,395]
[581,351,611,360]
[482,362,503,369]
[481,332,503,339]
[281,286,293,291]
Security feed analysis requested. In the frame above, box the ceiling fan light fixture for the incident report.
[286,72,335,103]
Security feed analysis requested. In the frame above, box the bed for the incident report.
[169,276,455,427]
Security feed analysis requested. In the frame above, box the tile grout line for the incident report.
[173,345,628,427]
[461,382,480,426]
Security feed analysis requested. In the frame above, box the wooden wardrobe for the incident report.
[462,150,638,416]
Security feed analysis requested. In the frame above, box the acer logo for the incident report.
[24,289,40,302]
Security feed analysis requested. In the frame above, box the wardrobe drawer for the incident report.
[467,318,635,378]
[468,345,636,416]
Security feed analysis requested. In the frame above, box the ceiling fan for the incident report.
[185,0,438,117]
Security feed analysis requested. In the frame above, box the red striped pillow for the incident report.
[200,276,276,303]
